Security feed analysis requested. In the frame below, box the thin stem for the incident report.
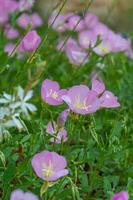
[27,0,68,64]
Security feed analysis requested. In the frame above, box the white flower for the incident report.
[0,85,37,134]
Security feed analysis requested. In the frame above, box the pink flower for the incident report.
[0,0,18,25]
[17,13,31,29]
[21,30,41,52]
[78,30,97,49]
[46,121,68,144]
[92,79,105,95]
[62,85,100,115]
[108,32,130,53]
[111,191,129,200]
[84,12,99,29]
[93,39,112,56]
[41,79,67,106]
[92,79,120,108]
[31,13,43,28]
[48,12,73,33]
[65,38,88,66]
[10,189,39,200]
[4,43,15,56]
[31,151,69,181]
[5,26,19,39]
[66,14,85,32]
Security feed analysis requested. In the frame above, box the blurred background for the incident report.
[37,0,133,33]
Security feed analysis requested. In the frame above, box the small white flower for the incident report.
[0,85,37,135]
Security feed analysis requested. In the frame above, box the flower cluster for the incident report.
[41,79,120,115]
[2,0,43,56]
[49,11,133,65]
[0,86,37,141]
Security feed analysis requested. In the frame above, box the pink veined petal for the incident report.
[24,192,39,200]
[100,91,120,108]
[46,121,57,134]
[50,152,67,171]
[47,169,69,181]
[92,79,105,95]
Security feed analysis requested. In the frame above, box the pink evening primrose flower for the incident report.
[5,26,19,39]
[10,189,39,200]
[48,12,73,33]
[4,43,15,56]
[0,0,18,25]
[31,150,69,181]
[111,191,129,200]
[84,12,99,29]
[62,85,100,115]
[66,14,85,32]
[46,121,68,144]
[92,79,120,108]
[41,79,67,106]
[17,13,31,29]
[65,38,89,66]
[21,30,41,52]
[107,31,131,53]
[93,38,112,56]
[31,13,43,28]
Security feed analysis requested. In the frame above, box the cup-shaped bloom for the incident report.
[111,191,129,200]
[5,26,19,39]
[62,85,100,115]
[66,14,85,32]
[17,13,31,29]
[84,12,99,29]
[41,79,67,105]
[31,13,43,28]
[21,30,41,52]
[31,151,69,181]
[65,38,88,66]
[46,121,68,144]
[10,189,39,200]
[99,91,120,108]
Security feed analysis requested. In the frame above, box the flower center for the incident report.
[42,162,54,178]
[99,43,110,54]
[47,89,59,99]
[74,95,91,111]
